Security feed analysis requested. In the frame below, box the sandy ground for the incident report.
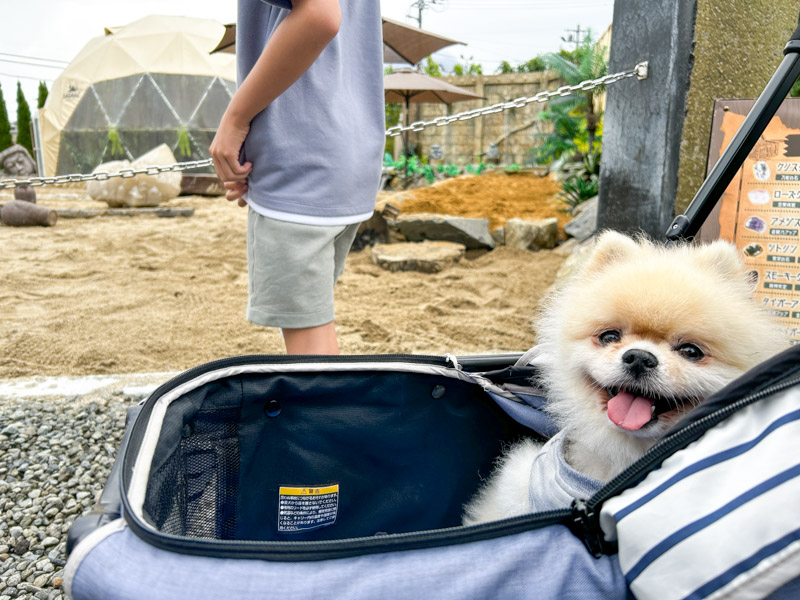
[0,177,566,379]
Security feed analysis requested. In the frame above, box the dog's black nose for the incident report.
[622,349,658,378]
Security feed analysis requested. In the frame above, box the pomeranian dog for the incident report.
[463,231,789,525]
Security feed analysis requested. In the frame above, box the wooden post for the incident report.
[0,200,57,226]
[472,75,485,163]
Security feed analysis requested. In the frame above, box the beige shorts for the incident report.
[246,210,360,329]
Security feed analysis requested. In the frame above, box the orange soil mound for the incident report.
[395,172,568,231]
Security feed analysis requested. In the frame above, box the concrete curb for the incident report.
[0,371,180,401]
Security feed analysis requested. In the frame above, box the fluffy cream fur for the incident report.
[463,231,789,525]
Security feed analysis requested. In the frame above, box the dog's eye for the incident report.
[676,343,704,361]
[598,330,621,345]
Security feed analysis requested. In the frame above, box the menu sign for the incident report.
[704,99,800,343]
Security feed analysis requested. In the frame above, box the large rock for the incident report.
[370,241,466,273]
[563,196,598,242]
[395,213,494,249]
[87,144,182,207]
[555,237,596,282]
[503,217,558,250]
[491,226,505,246]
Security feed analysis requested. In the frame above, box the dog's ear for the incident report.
[692,240,747,283]
[581,230,640,274]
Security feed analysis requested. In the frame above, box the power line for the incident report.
[0,52,69,65]
[0,57,65,70]
[0,71,56,82]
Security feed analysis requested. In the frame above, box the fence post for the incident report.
[596,0,696,237]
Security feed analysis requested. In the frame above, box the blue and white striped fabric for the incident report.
[599,384,800,600]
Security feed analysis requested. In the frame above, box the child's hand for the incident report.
[209,114,253,191]
[224,181,248,207]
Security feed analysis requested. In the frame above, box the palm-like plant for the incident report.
[532,102,583,167]
[542,35,608,152]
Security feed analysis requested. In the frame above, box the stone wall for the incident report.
[395,71,563,165]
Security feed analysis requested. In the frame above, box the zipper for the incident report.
[574,371,800,556]
[120,497,572,561]
[141,353,453,406]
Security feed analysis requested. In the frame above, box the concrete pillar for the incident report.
[598,0,797,238]
[597,0,696,238]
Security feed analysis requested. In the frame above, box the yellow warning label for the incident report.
[279,485,339,496]
[278,483,340,533]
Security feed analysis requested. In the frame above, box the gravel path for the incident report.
[0,392,140,600]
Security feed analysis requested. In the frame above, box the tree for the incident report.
[496,61,514,74]
[542,33,608,152]
[517,57,547,73]
[423,56,443,77]
[0,83,11,152]
[497,57,547,75]
[16,82,34,156]
[451,56,483,76]
[37,81,49,109]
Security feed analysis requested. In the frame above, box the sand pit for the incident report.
[0,175,566,379]
[394,171,568,231]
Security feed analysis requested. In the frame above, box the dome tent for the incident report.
[39,15,236,176]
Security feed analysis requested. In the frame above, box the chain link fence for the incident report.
[0,62,648,190]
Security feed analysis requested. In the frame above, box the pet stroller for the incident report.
[64,20,800,600]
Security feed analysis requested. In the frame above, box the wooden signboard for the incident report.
[702,99,800,344]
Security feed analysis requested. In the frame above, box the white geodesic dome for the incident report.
[39,15,236,176]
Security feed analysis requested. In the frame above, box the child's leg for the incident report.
[246,211,360,355]
[282,321,339,354]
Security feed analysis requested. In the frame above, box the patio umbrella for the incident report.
[381,18,463,65]
[211,18,464,65]
[384,68,483,186]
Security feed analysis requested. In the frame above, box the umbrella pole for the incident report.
[403,96,410,189]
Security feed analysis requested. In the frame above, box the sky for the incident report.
[2,0,613,123]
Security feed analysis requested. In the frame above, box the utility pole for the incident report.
[407,0,445,29]
[562,25,585,49]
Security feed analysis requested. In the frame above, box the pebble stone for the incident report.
[0,394,136,600]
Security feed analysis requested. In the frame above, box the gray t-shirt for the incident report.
[528,431,604,513]
[237,0,385,225]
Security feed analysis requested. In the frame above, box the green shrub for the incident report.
[558,148,601,213]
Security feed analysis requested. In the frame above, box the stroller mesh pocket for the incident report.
[144,407,241,539]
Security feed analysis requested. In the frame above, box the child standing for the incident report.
[210,0,385,354]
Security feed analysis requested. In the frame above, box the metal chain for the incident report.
[386,61,649,137]
[0,62,648,190]
[0,158,214,190]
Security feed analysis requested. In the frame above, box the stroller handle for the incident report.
[790,11,800,47]
[665,11,800,242]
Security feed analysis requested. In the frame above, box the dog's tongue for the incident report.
[607,391,654,430]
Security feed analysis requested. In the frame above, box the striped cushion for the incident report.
[599,385,800,600]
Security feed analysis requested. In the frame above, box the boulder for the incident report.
[491,226,505,246]
[87,144,182,207]
[370,241,466,273]
[563,196,598,241]
[503,217,558,251]
[554,237,596,282]
[395,213,494,249]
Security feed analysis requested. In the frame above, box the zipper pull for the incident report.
[569,499,616,558]
[444,353,462,370]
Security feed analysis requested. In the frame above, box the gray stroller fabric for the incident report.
[68,520,625,599]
